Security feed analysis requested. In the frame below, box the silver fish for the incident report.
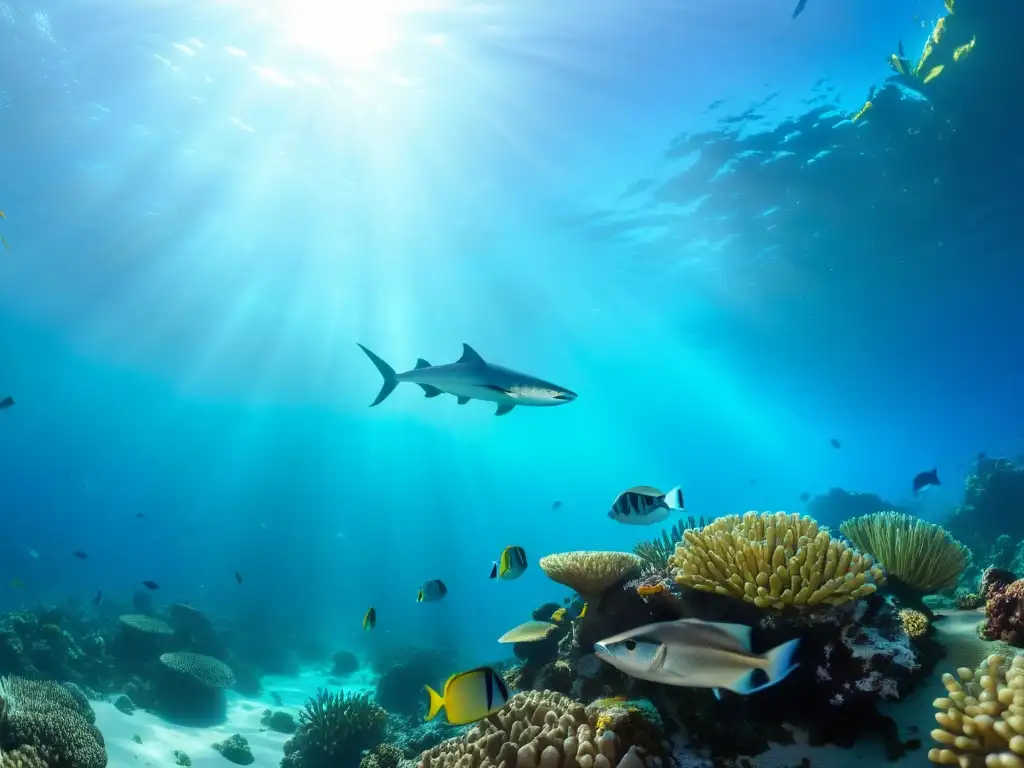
[608,485,684,526]
[358,343,577,416]
[593,618,799,696]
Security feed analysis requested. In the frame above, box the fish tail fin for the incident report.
[424,685,445,721]
[760,638,801,689]
[489,562,498,579]
[662,486,684,510]
[416,590,424,603]
[358,344,399,406]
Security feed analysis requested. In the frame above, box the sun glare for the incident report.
[277,0,403,68]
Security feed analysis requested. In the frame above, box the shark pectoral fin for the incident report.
[414,358,432,370]
[457,396,470,405]
[458,343,485,365]
[495,403,515,416]
[482,384,512,394]
[419,384,443,398]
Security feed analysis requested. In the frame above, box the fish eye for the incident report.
[624,640,637,651]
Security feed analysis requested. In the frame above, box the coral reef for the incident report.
[982,578,1024,645]
[956,591,984,610]
[261,709,297,733]
[417,689,645,767]
[840,512,970,601]
[331,650,359,677]
[154,652,236,725]
[807,488,904,529]
[281,690,388,768]
[948,457,1024,552]
[539,552,642,605]
[671,511,884,608]
[212,734,255,765]
[360,743,403,768]
[929,653,1024,767]
[0,677,107,768]
[173,750,192,767]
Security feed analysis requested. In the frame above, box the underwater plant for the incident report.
[670,511,884,609]
[281,689,387,768]
[633,518,709,575]
[840,512,970,594]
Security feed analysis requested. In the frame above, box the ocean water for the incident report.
[0,0,1022,766]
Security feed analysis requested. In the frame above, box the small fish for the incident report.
[93,590,102,605]
[424,667,510,726]
[636,583,665,597]
[357,343,577,417]
[913,468,940,494]
[608,485,684,526]
[579,603,588,619]
[550,607,566,622]
[135,513,145,518]
[27,549,38,559]
[10,578,23,589]
[141,580,160,590]
[791,0,808,19]
[799,492,810,503]
[1,235,8,251]
[978,451,987,461]
[363,607,376,632]
[234,570,243,584]
[490,546,528,580]
[72,551,89,560]
[0,396,14,409]
[417,579,448,603]
[551,500,562,510]
[0,211,6,219]
[829,438,841,449]
[594,618,800,696]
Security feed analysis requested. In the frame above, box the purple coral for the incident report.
[982,577,1024,644]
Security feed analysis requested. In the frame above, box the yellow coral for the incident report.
[840,512,969,593]
[899,608,930,638]
[670,511,884,610]
[928,654,1024,767]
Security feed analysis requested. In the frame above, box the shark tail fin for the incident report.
[358,344,399,406]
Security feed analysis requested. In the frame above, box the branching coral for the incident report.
[281,690,387,768]
[840,512,969,594]
[539,552,642,604]
[670,511,884,609]
[417,690,628,767]
[929,653,1024,767]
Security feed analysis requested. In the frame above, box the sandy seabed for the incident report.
[95,668,377,767]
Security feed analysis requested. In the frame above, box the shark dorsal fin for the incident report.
[458,344,485,365]
[414,358,431,370]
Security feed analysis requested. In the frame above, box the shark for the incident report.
[357,343,577,416]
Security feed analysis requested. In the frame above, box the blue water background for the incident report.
[0,0,1017,665]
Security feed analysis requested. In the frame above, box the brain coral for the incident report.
[0,677,107,768]
[670,511,884,609]
[929,653,1024,767]
[417,689,631,768]
[159,653,236,688]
